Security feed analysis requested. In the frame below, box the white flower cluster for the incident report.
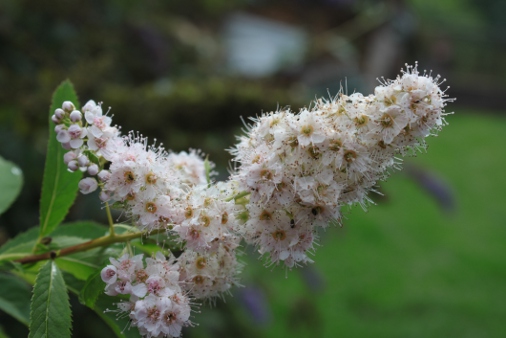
[53,99,243,336]
[230,64,452,267]
[53,64,452,337]
[101,252,191,338]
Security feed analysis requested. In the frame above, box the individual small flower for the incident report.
[83,100,103,123]
[68,124,87,149]
[293,109,327,147]
[78,177,98,194]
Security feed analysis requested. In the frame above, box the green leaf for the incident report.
[78,271,104,308]
[39,80,82,239]
[0,156,23,216]
[0,325,10,338]
[29,260,72,338]
[0,273,31,325]
[0,227,39,261]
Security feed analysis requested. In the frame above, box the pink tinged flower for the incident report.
[101,265,118,284]
[84,103,103,124]
[68,124,87,149]
[90,115,113,137]
[78,177,98,194]
[160,300,190,337]
[145,275,168,296]
[133,295,164,336]
[114,280,133,295]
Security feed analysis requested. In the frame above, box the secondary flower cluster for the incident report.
[52,64,451,338]
[230,64,451,267]
[101,252,191,338]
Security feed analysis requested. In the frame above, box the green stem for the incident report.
[104,201,115,236]
[225,191,250,202]
[11,227,166,265]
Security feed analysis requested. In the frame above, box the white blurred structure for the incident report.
[223,12,308,77]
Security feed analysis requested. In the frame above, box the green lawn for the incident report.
[188,110,506,338]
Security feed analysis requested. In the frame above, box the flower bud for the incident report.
[54,108,65,120]
[61,142,72,150]
[63,151,77,164]
[70,110,82,122]
[88,163,99,176]
[98,170,111,182]
[78,177,98,194]
[62,101,75,112]
[51,114,60,124]
[77,154,89,167]
[67,160,79,172]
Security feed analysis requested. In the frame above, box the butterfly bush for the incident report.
[51,64,452,337]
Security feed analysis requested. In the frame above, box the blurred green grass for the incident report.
[189,110,506,338]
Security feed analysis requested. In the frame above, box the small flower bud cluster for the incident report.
[101,252,192,338]
[53,100,122,195]
[230,64,452,267]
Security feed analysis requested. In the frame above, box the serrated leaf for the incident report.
[29,260,71,338]
[0,156,23,216]
[0,273,31,325]
[39,80,82,239]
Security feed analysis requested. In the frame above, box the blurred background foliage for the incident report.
[1,0,505,337]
